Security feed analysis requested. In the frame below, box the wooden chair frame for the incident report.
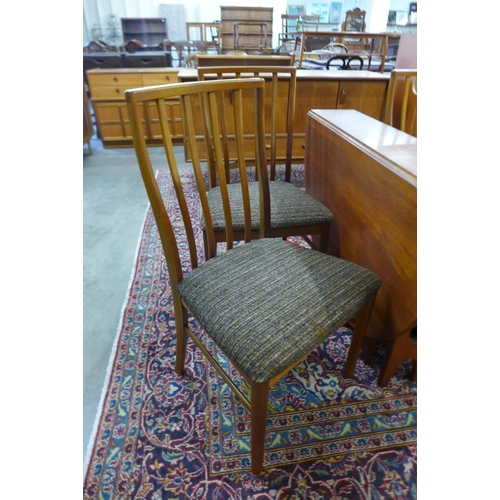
[125,78,380,475]
[382,69,417,136]
[197,66,331,259]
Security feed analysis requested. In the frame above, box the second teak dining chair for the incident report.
[125,78,382,475]
[196,66,333,259]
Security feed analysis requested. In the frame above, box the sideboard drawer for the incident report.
[142,72,179,86]
[88,73,143,87]
[90,85,136,100]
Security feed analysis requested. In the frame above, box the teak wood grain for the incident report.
[305,109,416,343]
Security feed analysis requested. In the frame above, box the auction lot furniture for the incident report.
[305,109,416,385]
[179,68,389,162]
[196,54,292,67]
[292,31,399,71]
[87,67,389,150]
[125,78,381,474]
[220,6,273,52]
[86,68,182,148]
[121,17,168,45]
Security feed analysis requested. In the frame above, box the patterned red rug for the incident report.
[84,166,417,499]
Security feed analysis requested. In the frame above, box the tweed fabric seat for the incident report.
[177,238,381,384]
[204,181,334,232]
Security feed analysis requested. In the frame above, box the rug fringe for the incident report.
[83,198,153,480]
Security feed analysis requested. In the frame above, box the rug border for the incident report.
[83,197,153,479]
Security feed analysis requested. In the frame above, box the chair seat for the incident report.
[177,238,381,384]
[203,181,334,231]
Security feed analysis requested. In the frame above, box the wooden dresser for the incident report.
[86,68,182,148]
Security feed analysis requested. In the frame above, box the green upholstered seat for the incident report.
[177,238,381,384]
[203,181,334,232]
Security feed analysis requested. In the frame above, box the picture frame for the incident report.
[387,10,397,25]
[395,10,408,26]
[306,2,330,23]
[287,5,305,17]
[330,2,343,23]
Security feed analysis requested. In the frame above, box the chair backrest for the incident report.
[120,39,147,53]
[300,14,320,31]
[325,54,364,70]
[197,54,292,67]
[125,78,269,276]
[197,66,297,184]
[342,10,366,31]
[280,14,300,42]
[382,69,417,137]
[84,40,116,53]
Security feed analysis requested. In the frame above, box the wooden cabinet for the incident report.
[220,7,273,51]
[86,68,181,148]
[121,18,168,46]
[178,69,389,162]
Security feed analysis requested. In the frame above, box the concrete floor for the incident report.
[83,134,187,471]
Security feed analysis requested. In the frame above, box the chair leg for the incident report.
[343,294,377,379]
[362,337,378,364]
[175,303,188,375]
[377,331,417,387]
[317,223,331,253]
[250,380,269,476]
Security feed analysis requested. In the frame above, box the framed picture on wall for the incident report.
[387,10,397,25]
[395,11,408,26]
[306,3,330,23]
[287,5,305,17]
[330,2,343,23]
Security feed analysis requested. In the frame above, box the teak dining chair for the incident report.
[197,66,333,259]
[382,69,417,137]
[125,78,382,475]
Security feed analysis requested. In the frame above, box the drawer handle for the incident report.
[113,77,118,82]
[340,89,346,105]
[165,76,170,81]
[115,88,120,94]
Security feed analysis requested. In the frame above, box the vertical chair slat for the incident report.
[232,87,253,243]
[207,90,234,250]
[157,97,199,270]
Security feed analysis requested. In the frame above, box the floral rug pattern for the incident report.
[84,166,417,500]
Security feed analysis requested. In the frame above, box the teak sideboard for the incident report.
[86,68,389,153]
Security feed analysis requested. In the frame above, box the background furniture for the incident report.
[86,68,182,148]
[186,22,221,53]
[292,31,394,71]
[180,68,388,162]
[305,109,416,385]
[83,53,122,85]
[326,54,364,70]
[87,67,389,150]
[83,81,94,154]
[125,78,381,474]
[279,14,299,44]
[196,54,292,67]
[300,14,320,31]
[382,69,417,136]
[121,18,168,45]
[342,10,366,31]
[220,7,273,52]
[234,22,268,51]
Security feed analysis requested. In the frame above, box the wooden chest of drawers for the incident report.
[86,68,182,148]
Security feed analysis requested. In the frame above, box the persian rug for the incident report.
[84,165,417,500]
